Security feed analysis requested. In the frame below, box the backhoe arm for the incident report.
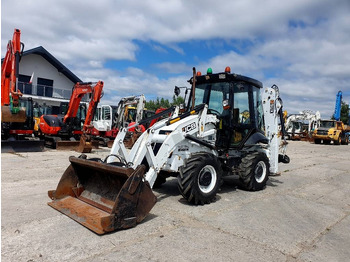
[63,82,94,123]
[82,81,104,133]
[1,29,24,112]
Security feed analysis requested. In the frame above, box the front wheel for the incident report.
[239,152,270,191]
[178,153,222,205]
[334,136,341,145]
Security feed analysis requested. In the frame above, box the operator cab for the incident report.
[187,67,265,149]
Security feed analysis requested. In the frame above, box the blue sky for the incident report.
[2,0,350,119]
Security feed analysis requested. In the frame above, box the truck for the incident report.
[312,120,348,145]
[312,91,349,145]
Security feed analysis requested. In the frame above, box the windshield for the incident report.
[320,121,335,128]
[94,107,101,121]
[192,82,230,115]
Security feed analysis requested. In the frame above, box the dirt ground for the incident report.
[1,141,350,262]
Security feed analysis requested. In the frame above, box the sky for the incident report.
[2,0,350,119]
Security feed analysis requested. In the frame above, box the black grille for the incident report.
[317,130,328,135]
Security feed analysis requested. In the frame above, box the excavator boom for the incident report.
[1,28,26,122]
[77,81,104,152]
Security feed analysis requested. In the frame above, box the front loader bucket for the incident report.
[48,156,157,234]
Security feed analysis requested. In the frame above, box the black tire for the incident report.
[324,140,331,145]
[334,136,341,145]
[314,139,321,144]
[178,153,222,205]
[239,152,270,191]
[341,134,349,145]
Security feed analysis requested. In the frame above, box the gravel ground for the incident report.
[1,141,350,262]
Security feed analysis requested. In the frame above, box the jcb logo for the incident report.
[182,122,196,133]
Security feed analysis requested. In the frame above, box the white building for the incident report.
[17,46,84,114]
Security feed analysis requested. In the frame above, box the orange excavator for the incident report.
[39,81,104,152]
[1,28,26,121]
[1,29,44,152]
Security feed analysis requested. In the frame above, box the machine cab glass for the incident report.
[191,80,264,148]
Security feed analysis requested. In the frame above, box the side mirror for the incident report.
[174,86,180,96]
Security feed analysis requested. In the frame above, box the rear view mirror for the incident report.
[174,86,180,96]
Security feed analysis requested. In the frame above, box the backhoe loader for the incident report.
[48,66,289,234]
[91,95,146,147]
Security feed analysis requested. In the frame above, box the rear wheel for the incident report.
[239,152,269,191]
[178,153,222,205]
[334,136,341,145]
[341,134,349,145]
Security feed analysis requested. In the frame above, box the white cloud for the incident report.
[154,62,189,74]
[2,0,350,118]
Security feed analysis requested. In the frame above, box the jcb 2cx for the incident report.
[48,66,289,234]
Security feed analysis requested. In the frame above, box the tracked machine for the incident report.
[1,28,44,152]
[48,67,289,234]
[39,81,104,151]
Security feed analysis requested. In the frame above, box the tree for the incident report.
[340,101,349,124]
[145,95,185,111]
[172,95,185,106]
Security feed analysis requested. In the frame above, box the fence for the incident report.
[18,82,88,101]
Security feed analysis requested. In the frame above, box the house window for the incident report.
[37,77,54,97]
[18,74,32,94]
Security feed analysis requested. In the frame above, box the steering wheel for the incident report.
[208,108,221,116]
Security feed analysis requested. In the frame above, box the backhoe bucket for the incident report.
[77,135,92,153]
[48,156,157,234]
[1,106,26,123]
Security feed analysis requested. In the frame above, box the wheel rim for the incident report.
[198,165,217,194]
[254,161,267,183]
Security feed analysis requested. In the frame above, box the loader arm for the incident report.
[108,103,216,187]
[113,95,146,130]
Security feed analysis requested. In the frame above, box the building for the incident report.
[16,46,85,114]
